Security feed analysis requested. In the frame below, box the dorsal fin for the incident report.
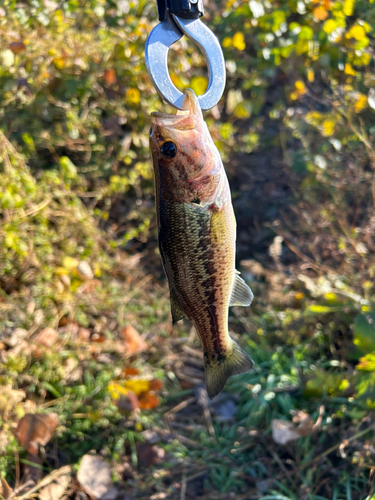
[229,272,254,307]
[170,289,185,324]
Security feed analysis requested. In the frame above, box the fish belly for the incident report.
[158,196,235,356]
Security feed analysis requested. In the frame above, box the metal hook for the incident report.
[145,13,226,111]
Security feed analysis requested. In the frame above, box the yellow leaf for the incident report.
[306,111,322,125]
[295,80,306,93]
[322,119,335,136]
[190,76,208,96]
[354,94,367,113]
[222,36,232,48]
[338,379,350,391]
[55,267,69,276]
[126,88,141,105]
[352,52,371,66]
[108,382,129,400]
[123,379,150,396]
[323,19,337,33]
[232,32,246,51]
[290,91,298,100]
[52,57,65,69]
[307,69,315,82]
[313,6,328,20]
[324,292,338,301]
[62,256,79,271]
[346,25,365,41]
[233,101,251,118]
[108,379,150,399]
[344,63,357,75]
[343,0,355,15]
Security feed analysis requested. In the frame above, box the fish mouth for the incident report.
[151,89,199,131]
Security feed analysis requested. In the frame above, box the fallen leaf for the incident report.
[138,392,159,410]
[77,327,91,342]
[33,328,59,349]
[271,419,300,445]
[272,411,314,445]
[39,467,72,500]
[9,42,26,54]
[149,379,163,391]
[122,325,147,355]
[15,413,59,454]
[103,69,116,85]
[0,476,12,499]
[292,410,315,436]
[137,443,165,468]
[77,454,118,500]
[122,367,140,377]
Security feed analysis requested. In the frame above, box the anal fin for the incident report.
[229,272,254,307]
[170,290,185,325]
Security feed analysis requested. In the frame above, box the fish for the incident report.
[149,89,254,399]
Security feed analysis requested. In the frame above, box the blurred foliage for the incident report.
[0,0,375,497]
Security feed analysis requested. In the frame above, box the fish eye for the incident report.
[161,141,177,159]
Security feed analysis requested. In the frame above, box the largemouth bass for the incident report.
[150,89,254,399]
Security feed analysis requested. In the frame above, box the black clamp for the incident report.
[156,0,204,22]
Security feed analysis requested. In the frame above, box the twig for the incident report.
[11,466,72,500]
[165,397,196,419]
[180,467,187,500]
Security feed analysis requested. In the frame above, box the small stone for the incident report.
[59,274,71,288]
[33,310,44,326]
[6,328,28,347]
[76,261,94,280]
[26,300,36,315]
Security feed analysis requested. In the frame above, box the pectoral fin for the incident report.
[229,272,254,307]
[170,290,185,324]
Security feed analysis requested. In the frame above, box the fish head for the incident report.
[150,90,222,196]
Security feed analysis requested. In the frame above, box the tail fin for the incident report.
[204,341,253,400]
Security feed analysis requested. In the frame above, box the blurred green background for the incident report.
[0,0,375,499]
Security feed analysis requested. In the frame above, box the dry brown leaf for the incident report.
[77,454,118,500]
[0,475,13,499]
[15,413,59,454]
[271,419,301,445]
[9,42,26,54]
[138,392,159,410]
[292,410,315,436]
[272,411,314,445]
[103,68,116,85]
[122,367,140,377]
[33,328,59,349]
[148,379,163,391]
[136,443,165,468]
[122,325,147,355]
[77,327,91,342]
[39,467,72,500]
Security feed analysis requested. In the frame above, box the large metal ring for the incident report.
[145,14,226,111]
